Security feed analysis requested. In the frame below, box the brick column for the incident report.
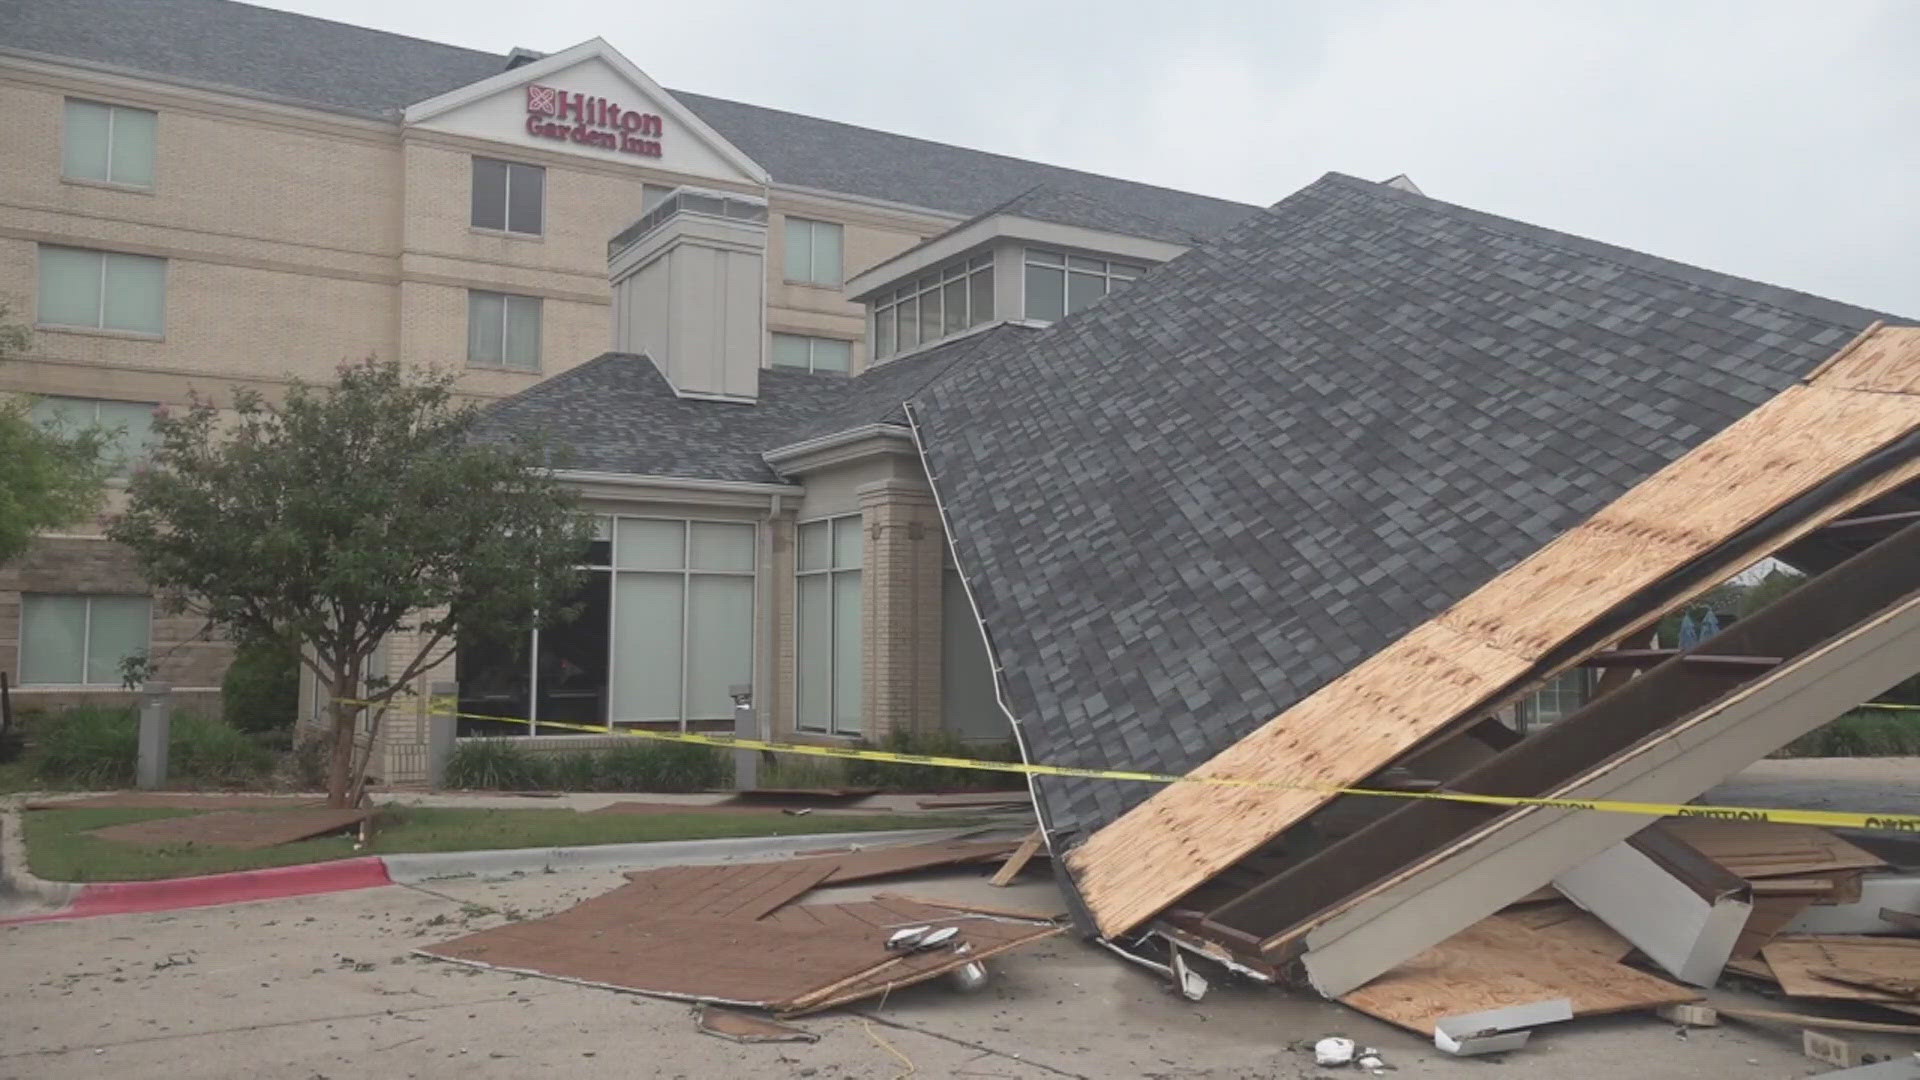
[376,605,455,787]
[856,479,944,741]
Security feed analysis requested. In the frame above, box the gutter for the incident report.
[549,469,799,496]
[760,423,915,469]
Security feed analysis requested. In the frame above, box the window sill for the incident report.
[782,280,844,290]
[34,324,165,343]
[469,227,545,242]
[61,176,155,196]
[466,362,542,374]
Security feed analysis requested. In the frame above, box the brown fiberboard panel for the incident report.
[1659,818,1886,880]
[1338,914,1698,1035]
[588,861,836,922]
[89,808,368,850]
[1762,936,1920,1003]
[1731,895,1818,960]
[1068,326,1920,938]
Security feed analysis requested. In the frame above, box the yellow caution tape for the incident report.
[413,702,1920,834]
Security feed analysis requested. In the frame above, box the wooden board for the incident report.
[990,830,1045,886]
[1762,937,1920,1003]
[1339,914,1698,1035]
[581,861,837,923]
[1067,327,1920,939]
[1731,895,1818,960]
[89,808,368,850]
[1659,818,1886,880]
[694,1005,816,1043]
[1501,901,1635,961]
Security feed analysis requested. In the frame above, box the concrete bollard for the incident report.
[426,680,457,789]
[730,684,756,791]
[136,682,173,789]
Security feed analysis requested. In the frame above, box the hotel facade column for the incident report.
[856,478,945,741]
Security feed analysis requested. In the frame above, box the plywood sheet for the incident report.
[1068,326,1920,938]
[577,861,836,923]
[1501,901,1635,961]
[1660,818,1886,880]
[1762,936,1920,1003]
[620,839,1020,889]
[1339,915,1698,1035]
[89,808,367,850]
[27,793,325,811]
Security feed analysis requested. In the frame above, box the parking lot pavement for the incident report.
[0,865,1885,1080]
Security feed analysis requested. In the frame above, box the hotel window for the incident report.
[18,594,152,686]
[467,290,542,371]
[610,518,757,729]
[871,254,993,360]
[784,217,843,287]
[471,157,544,236]
[1023,248,1144,323]
[796,515,862,735]
[36,245,166,336]
[771,333,852,374]
[1517,668,1591,733]
[30,396,156,477]
[63,99,157,188]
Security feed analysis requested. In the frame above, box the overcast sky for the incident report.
[277,0,1917,314]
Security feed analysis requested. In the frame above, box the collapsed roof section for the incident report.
[903,172,1901,883]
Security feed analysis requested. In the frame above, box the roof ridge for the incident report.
[668,88,1258,215]
[205,0,506,61]
[1317,172,1905,328]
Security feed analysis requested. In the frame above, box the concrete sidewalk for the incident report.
[3,863,1892,1080]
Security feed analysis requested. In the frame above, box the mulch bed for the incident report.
[88,808,369,850]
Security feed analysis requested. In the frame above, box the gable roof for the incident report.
[902,171,1906,852]
[0,0,1258,239]
[474,326,1032,483]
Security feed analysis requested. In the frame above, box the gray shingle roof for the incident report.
[474,327,1032,482]
[904,172,1906,846]
[0,0,1257,239]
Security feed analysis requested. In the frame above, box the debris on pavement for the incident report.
[694,1004,818,1044]
[1431,999,1573,1056]
[1312,1036,1355,1066]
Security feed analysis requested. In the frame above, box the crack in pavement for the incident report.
[848,1009,1093,1080]
[0,989,568,1059]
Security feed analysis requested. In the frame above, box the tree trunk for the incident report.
[327,682,358,809]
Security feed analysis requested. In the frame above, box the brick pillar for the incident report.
[377,605,455,787]
[857,479,944,741]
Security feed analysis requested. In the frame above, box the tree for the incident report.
[0,303,112,564]
[110,359,588,806]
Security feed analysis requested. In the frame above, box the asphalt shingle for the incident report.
[904,172,1906,845]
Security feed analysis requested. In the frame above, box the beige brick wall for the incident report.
[857,479,945,740]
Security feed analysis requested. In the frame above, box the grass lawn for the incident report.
[22,805,978,882]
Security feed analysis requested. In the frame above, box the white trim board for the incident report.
[1553,836,1751,986]
[1299,591,1920,997]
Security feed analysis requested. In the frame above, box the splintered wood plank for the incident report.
[1067,326,1920,939]
[1659,818,1886,879]
[1731,895,1817,960]
[1501,901,1635,961]
[89,808,368,850]
[991,831,1045,886]
[1339,915,1697,1035]
[1762,937,1920,1003]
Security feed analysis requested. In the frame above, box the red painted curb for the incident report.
[2,856,392,925]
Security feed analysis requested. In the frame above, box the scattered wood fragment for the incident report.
[1660,819,1886,880]
[872,892,1065,922]
[1763,937,1920,1004]
[990,831,1044,887]
[1732,895,1818,959]
[1812,967,1920,1001]
[695,1005,817,1044]
[1664,1003,1920,1036]
[1338,915,1696,1035]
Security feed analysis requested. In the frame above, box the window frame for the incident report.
[29,395,158,478]
[1022,247,1143,323]
[784,217,844,287]
[466,289,543,372]
[35,245,167,337]
[794,513,863,736]
[769,332,853,374]
[870,254,994,361]
[17,593,153,687]
[470,156,546,238]
[62,98,158,191]
[605,515,758,731]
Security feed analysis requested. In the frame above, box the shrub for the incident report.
[843,730,1024,792]
[32,705,139,787]
[598,740,729,792]
[287,731,331,790]
[1773,709,1920,758]
[547,749,600,792]
[221,638,303,734]
[443,739,550,791]
[31,705,272,786]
